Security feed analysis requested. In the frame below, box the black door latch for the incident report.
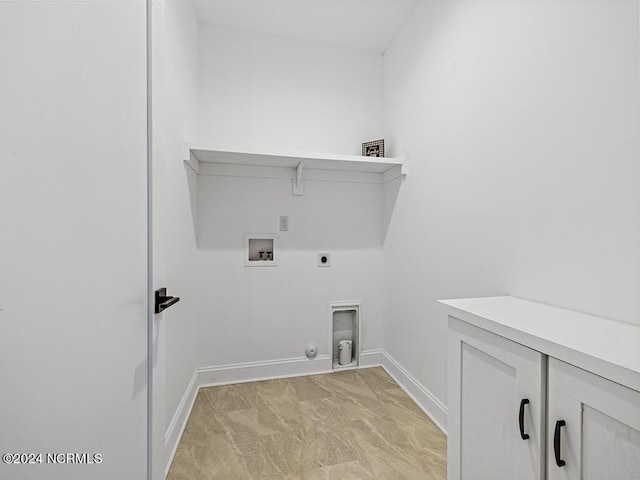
[155,288,180,314]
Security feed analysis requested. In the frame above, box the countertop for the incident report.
[439,296,640,392]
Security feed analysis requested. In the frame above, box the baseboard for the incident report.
[381,351,447,434]
[359,348,383,367]
[164,368,199,477]
[197,354,333,388]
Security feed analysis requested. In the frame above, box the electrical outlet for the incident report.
[279,216,289,231]
[318,253,330,267]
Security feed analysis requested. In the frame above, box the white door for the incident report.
[0,2,148,479]
[448,318,545,480]
[548,358,640,480]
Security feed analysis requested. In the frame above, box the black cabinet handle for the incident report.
[519,399,530,440]
[554,420,566,467]
[155,288,180,314]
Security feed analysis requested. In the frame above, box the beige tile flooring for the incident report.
[166,367,446,479]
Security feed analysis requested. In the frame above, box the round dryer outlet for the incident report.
[317,253,330,267]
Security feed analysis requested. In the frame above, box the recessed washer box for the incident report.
[244,233,278,267]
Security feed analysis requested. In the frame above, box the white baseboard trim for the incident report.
[197,355,333,388]
[164,368,199,478]
[381,351,447,435]
[359,348,383,367]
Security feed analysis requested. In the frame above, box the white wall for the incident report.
[192,26,387,371]
[195,174,385,368]
[151,0,199,477]
[0,2,148,479]
[196,24,384,154]
[382,0,640,412]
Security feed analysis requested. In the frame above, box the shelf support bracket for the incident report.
[293,161,304,195]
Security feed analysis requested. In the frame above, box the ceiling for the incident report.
[191,0,421,54]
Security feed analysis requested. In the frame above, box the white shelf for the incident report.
[438,296,640,393]
[184,146,406,188]
[189,146,403,173]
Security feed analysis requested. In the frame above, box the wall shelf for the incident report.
[184,146,406,191]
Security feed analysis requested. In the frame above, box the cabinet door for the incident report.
[548,358,640,480]
[448,318,545,480]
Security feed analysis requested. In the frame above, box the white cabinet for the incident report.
[441,296,640,480]
[448,318,546,480]
[548,358,640,480]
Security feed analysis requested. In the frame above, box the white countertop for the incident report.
[439,296,640,392]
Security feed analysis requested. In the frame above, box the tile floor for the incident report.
[166,367,447,479]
